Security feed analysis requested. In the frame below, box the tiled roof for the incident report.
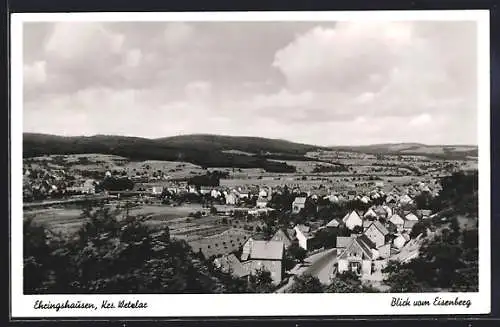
[357,235,376,258]
[336,236,355,248]
[343,211,361,223]
[214,254,249,278]
[249,240,284,260]
[368,220,389,236]
[389,214,404,225]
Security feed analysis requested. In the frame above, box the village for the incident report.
[21,149,476,292]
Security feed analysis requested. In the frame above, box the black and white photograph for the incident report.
[10,11,491,317]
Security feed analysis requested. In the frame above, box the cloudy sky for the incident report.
[23,20,478,146]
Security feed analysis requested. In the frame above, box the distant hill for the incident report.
[330,143,478,160]
[156,134,322,154]
[23,133,326,172]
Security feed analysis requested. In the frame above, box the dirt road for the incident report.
[275,248,337,293]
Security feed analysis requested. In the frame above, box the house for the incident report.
[417,209,432,219]
[360,196,370,204]
[399,194,413,205]
[326,217,341,228]
[211,189,222,198]
[258,188,269,199]
[256,197,268,209]
[342,211,363,230]
[294,224,313,250]
[337,235,376,276]
[292,197,307,214]
[199,186,212,195]
[213,254,249,278]
[240,240,285,284]
[393,233,411,249]
[150,185,163,195]
[364,221,390,248]
[385,195,397,204]
[326,194,340,203]
[382,205,393,218]
[403,213,419,231]
[271,229,293,248]
[225,192,238,205]
[375,181,384,188]
[82,179,96,194]
[389,214,405,232]
[237,188,250,199]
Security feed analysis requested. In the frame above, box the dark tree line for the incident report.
[382,170,478,292]
[23,206,272,294]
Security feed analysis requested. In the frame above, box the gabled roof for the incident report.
[271,229,292,243]
[343,210,362,223]
[293,197,307,205]
[403,219,418,229]
[336,236,355,248]
[339,235,375,260]
[405,213,419,221]
[326,218,341,228]
[295,224,311,234]
[358,234,376,249]
[249,240,284,260]
[389,214,404,225]
[366,220,389,236]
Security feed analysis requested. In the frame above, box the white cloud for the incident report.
[22,21,478,145]
[45,22,124,60]
[409,113,433,126]
[23,61,47,85]
[124,49,142,67]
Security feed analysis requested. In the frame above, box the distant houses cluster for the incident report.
[206,182,435,283]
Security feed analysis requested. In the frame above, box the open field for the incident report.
[24,203,235,239]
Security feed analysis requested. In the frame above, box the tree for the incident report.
[248,268,274,293]
[325,271,363,293]
[23,205,251,294]
[314,227,337,249]
[209,206,218,215]
[352,225,363,234]
[287,242,307,264]
[288,274,325,293]
[410,221,428,239]
[383,268,423,293]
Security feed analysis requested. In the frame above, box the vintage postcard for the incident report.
[10,10,490,318]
